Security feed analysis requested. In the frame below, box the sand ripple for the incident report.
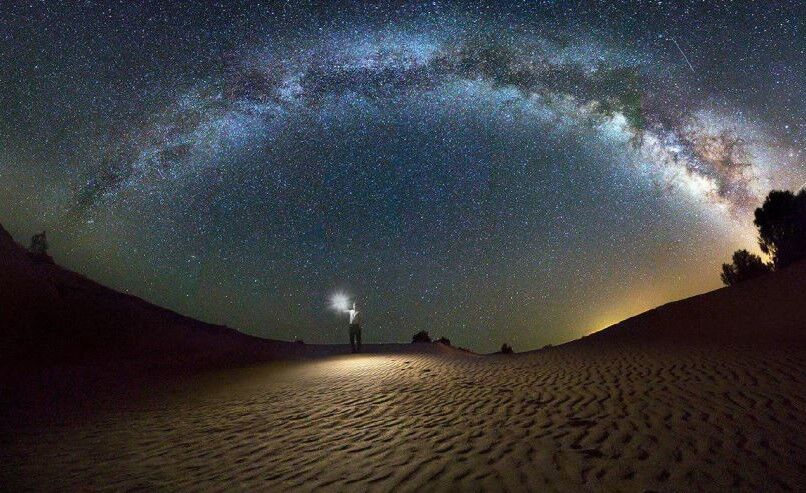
[2,346,805,492]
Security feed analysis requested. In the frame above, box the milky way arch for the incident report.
[76,24,790,224]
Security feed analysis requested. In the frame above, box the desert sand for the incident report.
[2,223,806,491]
[2,341,805,491]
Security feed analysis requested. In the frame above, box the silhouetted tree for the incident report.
[411,331,431,343]
[29,231,48,255]
[720,249,772,286]
[500,343,514,354]
[753,190,806,269]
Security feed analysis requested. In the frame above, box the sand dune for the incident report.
[575,257,806,349]
[3,343,805,491]
[0,223,315,370]
[2,223,806,491]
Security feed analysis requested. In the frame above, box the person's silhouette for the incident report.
[346,300,362,353]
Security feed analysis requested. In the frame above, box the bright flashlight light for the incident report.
[331,293,350,311]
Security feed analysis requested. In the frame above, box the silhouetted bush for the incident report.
[294,339,305,345]
[754,190,806,269]
[412,331,431,343]
[500,343,514,354]
[721,249,772,286]
[541,344,553,350]
[29,231,48,255]
[435,336,451,346]
[27,231,54,264]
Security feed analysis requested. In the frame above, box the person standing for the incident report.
[346,300,362,353]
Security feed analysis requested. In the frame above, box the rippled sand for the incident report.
[3,343,805,492]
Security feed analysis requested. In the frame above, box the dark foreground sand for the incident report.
[3,342,805,492]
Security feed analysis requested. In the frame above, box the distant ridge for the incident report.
[3,221,804,373]
[570,259,806,349]
[0,223,309,371]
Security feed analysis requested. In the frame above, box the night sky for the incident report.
[1,1,803,352]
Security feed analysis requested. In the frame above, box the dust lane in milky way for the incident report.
[0,2,803,351]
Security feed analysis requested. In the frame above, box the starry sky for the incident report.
[1,1,804,352]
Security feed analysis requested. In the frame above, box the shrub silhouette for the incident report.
[753,190,806,269]
[412,331,431,343]
[435,336,451,346]
[29,231,48,255]
[500,343,514,354]
[721,249,772,286]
